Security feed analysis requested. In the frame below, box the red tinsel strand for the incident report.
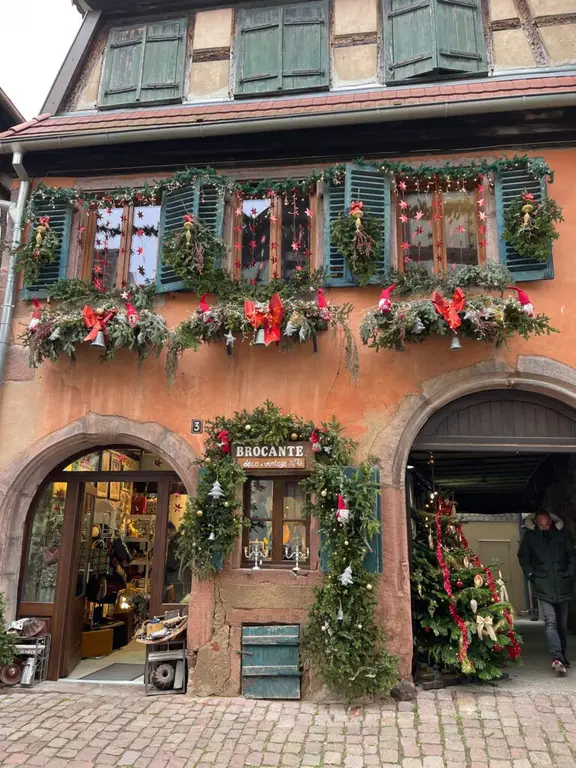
[435,498,470,664]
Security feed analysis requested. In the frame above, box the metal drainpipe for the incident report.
[0,152,29,386]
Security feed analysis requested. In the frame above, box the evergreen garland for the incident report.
[391,261,514,297]
[177,401,397,700]
[26,155,553,215]
[502,192,563,262]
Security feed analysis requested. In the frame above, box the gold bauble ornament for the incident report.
[474,574,484,588]
[196,509,204,517]
[320,489,328,498]
[245,424,252,431]
[290,433,298,441]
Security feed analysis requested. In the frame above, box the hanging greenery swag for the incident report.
[26,155,552,216]
[330,201,383,286]
[177,401,398,700]
[501,191,564,262]
[14,216,61,285]
[161,214,227,293]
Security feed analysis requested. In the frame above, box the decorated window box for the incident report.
[360,284,556,352]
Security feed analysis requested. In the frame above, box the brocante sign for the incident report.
[233,442,313,470]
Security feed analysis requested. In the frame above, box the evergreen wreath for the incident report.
[330,201,383,285]
[502,191,563,262]
[15,217,60,285]
[177,401,398,701]
[161,214,227,292]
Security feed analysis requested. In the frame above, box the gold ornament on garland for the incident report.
[474,573,484,588]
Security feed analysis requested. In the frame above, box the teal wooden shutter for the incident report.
[385,0,486,83]
[156,182,199,293]
[435,0,486,74]
[323,178,348,286]
[101,26,145,107]
[236,7,282,96]
[347,165,390,283]
[324,165,390,287]
[23,202,73,299]
[140,19,186,104]
[385,0,436,82]
[495,168,554,282]
[241,625,300,699]
[198,184,225,269]
[364,468,383,574]
[282,2,328,92]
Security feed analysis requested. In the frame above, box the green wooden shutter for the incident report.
[347,165,390,283]
[23,202,73,299]
[236,7,282,96]
[282,2,328,92]
[324,165,390,287]
[385,0,436,82]
[101,26,145,107]
[241,625,300,700]
[156,182,199,293]
[198,184,225,269]
[364,468,383,574]
[140,19,186,104]
[495,169,554,282]
[435,0,486,74]
[385,0,486,83]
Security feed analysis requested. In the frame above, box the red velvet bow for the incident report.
[244,293,284,346]
[82,305,116,343]
[432,288,466,331]
[350,201,364,216]
[38,216,51,228]
[183,214,194,223]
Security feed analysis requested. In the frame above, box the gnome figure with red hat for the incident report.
[508,286,534,317]
[336,494,350,524]
[379,284,397,313]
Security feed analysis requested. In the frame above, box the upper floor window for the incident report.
[86,205,161,291]
[384,0,486,83]
[235,193,313,283]
[235,1,328,98]
[100,19,187,109]
[396,185,486,275]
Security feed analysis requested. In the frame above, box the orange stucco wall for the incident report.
[2,146,576,691]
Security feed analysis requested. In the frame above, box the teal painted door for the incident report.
[241,625,301,699]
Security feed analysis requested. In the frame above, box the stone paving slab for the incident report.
[1,687,576,767]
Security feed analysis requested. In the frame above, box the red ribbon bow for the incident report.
[183,214,194,223]
[244,293,284,346]
[82,305,116,343]
[432,288,466,331]
[350,201,364,216]
[38,216,51,228]
[521,192,535,203]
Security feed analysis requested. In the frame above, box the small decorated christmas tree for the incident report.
[0,592,15,667]
[411,495,521,681]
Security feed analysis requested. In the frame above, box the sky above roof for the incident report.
[1,0,82,120]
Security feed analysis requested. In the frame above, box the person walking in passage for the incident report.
[518,510,576,675]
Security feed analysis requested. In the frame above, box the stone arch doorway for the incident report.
[370,358,576,680]
[0,414,198,680]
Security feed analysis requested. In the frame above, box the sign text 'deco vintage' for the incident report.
[233,442,312,470]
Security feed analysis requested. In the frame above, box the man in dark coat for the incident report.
[518,511,576,675]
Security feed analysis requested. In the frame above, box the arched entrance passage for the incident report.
[0,415,198,680]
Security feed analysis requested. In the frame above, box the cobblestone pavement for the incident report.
[1,686,576,768]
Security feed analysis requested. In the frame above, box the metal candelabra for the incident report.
[284,544,310,572]
[244,542,264,570]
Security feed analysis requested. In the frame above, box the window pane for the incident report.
[165,482,191,603]
[443,191,480,269]
[93,207,123,292]
[402,194,434,275]
[63,452,100,472]
[282,522,308,562]
[129,205,161,286]
[283,481,305,519]
[281,196,310,279]
[249,479,274,519]
[242,200,270,284]
[22,483,67,603]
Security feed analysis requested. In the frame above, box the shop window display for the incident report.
[242,476,310,567]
